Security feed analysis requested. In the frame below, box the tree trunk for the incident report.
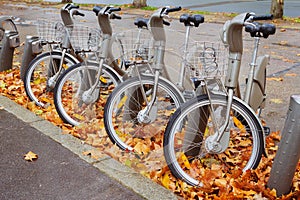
[61,0,73,3]
[270,0,284,19]
[132,0,147,8]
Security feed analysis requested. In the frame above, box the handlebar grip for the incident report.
[253,14,273,21]
[73,10,85,17]
[109,7,121,13]
[163,20,170,26]
[166,6,182,13]
[111,13,122,20]
[93,6,102,15]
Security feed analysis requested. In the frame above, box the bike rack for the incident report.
[20,35,42,81]
[0,16,20,72]
[268,94,300,196]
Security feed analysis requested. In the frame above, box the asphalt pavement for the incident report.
[0,95,177,199]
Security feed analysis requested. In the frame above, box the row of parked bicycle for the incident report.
[20,4,276,187]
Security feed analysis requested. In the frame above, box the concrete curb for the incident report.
[0,95,178,200]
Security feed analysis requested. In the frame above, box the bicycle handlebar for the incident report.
[109,7,121,13]
[93,6,121,18]
[166,6,182,14]
[72,10,85,17]
[93,6,102,15]
[252,14,273,21]
[111,13,122,20]
[63,4,79,11]
[163,20,170,26]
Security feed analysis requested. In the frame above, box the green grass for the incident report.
[193,10,212,15]
[141,6,157,11]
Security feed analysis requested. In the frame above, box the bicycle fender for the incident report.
[211,91,267,157]
[233,95,267,157]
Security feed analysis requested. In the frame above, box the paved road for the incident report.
[0,109,144,200]
[45,0,300,17]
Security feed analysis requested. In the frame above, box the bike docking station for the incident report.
[20,35,42,81]
[0,16,20,72]
[268,94,300,196]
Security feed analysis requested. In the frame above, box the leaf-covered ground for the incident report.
[1,61,299,199]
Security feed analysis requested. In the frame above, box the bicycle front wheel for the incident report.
[24,51,79,107]
[163,94,264,186]
[104,75,185,154]
[54,62,120,126]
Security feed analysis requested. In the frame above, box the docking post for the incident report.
[268,94,300,196]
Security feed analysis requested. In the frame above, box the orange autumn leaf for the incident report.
[266,77,283,81]
[285,73,297,77]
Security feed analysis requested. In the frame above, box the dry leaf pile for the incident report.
[0,66,299,199]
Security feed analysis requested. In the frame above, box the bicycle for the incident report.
[53,6,136,126]
[103,7,209,154]
[163,12,276,186]
[23,4,85,108]
[23,4,126,109]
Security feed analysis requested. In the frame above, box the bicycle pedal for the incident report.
[263,126,271,136]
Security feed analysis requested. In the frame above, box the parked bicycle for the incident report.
[163,12,276,186]
[103,7,210,154]
[23,4,125,109]
[23,4,84,108]
[53,6,144,126]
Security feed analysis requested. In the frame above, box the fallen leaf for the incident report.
[161,172,171,189]
[279,40,288,45]
[82,149,106,160]
[24,151,38,161]
[285,73,297,77]
[266,77,283,81]
[270,99,283,104]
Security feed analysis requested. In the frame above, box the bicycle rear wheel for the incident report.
[104,75,185,154]
[54,62,120,126]
[24,51,79,107]
[163,94,264,186]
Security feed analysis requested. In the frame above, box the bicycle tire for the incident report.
[104,75,185,153]
[54,61,121,126]
[163,94,264,186]
[24,51,79,107]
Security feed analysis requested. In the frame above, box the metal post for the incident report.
[267,94,300,196]
[20,35,42,81]
[0,30,20,71]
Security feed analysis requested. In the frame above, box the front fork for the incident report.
[136,69,160,124]
[205,87,234,154]
[47,48,67,90]
[81,57,104,105]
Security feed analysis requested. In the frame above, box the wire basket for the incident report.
[114,29,154,63]
[185,42,227,80]
[66,25,102,52]
[37,21,65,43]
